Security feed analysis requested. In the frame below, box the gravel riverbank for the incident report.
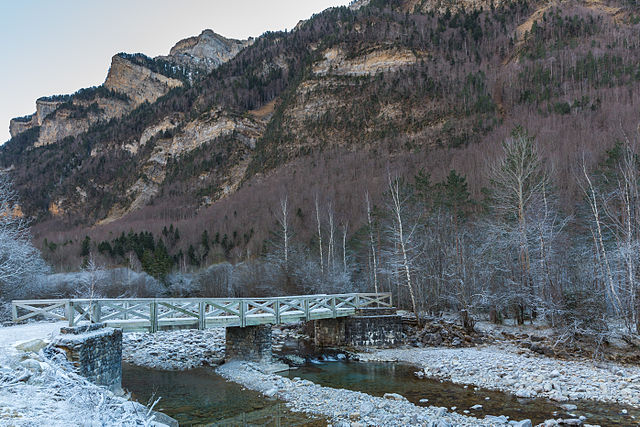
[123,328,226,370]
[358,345,640,408]
[216,361,511,427]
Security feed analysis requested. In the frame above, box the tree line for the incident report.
[264,126,640,338]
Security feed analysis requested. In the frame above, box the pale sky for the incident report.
[0,0,352,142]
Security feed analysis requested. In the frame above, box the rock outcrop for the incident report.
[160,29,251,73]
[99,108,265,224]
[8,117,33,138]
[313,46,427,76]
[104,54,183,107]
[9,98,65,138]
[34,97,130,147]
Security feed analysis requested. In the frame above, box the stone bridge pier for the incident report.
[50,323,122,392]
[308,307,403,348]
[224,308,403,362]
[225,324,273,363]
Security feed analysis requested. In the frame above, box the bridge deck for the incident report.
[11,293,392,332]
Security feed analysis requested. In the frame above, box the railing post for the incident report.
[198,301,206,330]
[150,301,158,333]
[239,300,246,327]
[11,303,17,323]
[274,300,281,324]
[355,294,361,309]
[124,301,129,320]
[304,298,310,321]
[92,301,101,323]
[67,301,74,327]
[331,297,337,318]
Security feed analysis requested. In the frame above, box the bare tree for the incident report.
[315,193,324,275]
[277,195,291,267]
[365,191,379,294]
[580,156,621,315]
[327,202,335,272]
[341,220,349,272]
[487,134,549,324]
[0,173,49,300]
[386,174,421,326]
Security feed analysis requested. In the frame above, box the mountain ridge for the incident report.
[2,0,640,269]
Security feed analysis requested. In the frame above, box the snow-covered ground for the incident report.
[0,321,65,351]
[0,321,167,426]
[359,344,640,408]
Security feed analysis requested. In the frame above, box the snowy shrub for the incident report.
[0,350,161,426]
[0,174,50,301]
[165,272,198,296]
[197,262,235,297]
[19,268,164,300]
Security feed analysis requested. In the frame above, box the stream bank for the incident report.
[120,325,640,426]
[358,345,640,408]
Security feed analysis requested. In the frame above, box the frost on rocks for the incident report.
[0,345,165,426]
[123,328,225,370]
[359,344,640,407]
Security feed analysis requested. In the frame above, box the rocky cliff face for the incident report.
[8,29,249,144]
[99,108,265,224]
[35,97,130,147]
[8,117,33,138]
[104,55,183,107]
[160,29,251,74]
[9,99,65,138]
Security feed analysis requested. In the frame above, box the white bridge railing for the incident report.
[11,293,393,332]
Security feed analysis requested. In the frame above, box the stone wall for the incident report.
[225,325,272,363]
[51,323,122,391]
[344,313,403,348]
[310,308,403,348]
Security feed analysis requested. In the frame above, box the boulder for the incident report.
[14,339,48,354]
[422,332,443,346]
[383,392,407,401]
[20,358,43,373]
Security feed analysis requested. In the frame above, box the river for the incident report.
[123,357,638,426]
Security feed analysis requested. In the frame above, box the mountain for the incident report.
[8,30,249,146]
[2,0,640,269]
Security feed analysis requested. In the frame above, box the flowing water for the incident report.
[123,359,640,426]
[283,358,640,426]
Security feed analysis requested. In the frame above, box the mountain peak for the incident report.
[164,29,251,73]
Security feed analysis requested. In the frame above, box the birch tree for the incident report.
[365,191,379,294]
[277,196,291,267]
[327,203,335,272]
[386,174,422,326]
[315,193,324,275]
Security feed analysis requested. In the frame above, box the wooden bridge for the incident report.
[11,293,393,332]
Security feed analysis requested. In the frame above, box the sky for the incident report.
[0,0,352,142]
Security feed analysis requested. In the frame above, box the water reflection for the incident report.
[122,364,323,426]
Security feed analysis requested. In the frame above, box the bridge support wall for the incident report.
[310,308,403,348]
[50,323,122,391]
[225,324,272,363]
